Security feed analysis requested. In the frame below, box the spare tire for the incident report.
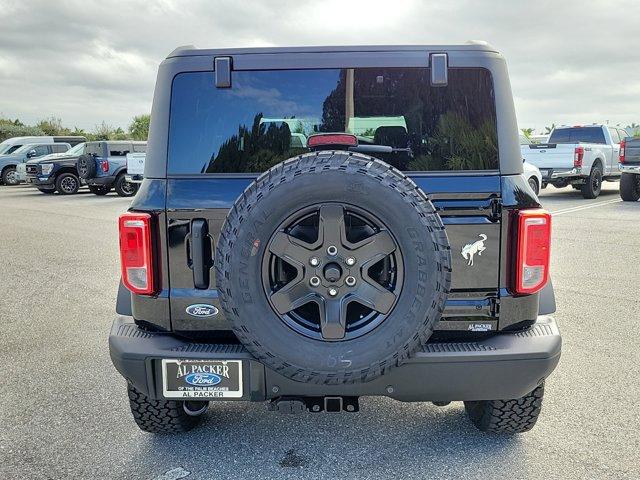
[76,154,96,179]
[216,152,451,384]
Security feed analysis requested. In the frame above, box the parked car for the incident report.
[110,43,560,435]
[619,136,640,201]
[76,141,146,196]
[23,142,85,194]
[521,124,629,198]
[0,135,85,155]
[523,160,543,195]
[125,152,146,184]
[1,142,71,185]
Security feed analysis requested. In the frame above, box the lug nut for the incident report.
[309,257,319,266]
[345,276,356,287]
[346,257,356,266]
[310,276,321,287]
[327,245,338,256]
[328,287,338,297]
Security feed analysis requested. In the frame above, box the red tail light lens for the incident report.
[307,133,358,148]
[513,209,551,295]
[101,159,109,172]
[619,139,626,163]
[118,212,155,295]
[573,146,584,168]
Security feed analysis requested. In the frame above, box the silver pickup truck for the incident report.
[522,124,629,199]
[620,136,640,201]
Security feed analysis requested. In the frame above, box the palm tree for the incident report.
[544,123,556,135]
[626,123,639,136]
[520,128,534,138]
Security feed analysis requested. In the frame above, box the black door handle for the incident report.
[190,219,211,289]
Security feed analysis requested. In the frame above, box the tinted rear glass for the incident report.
[168,68,498,174]
[548,127,606,144]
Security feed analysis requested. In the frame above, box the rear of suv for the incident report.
[110,43,561,434]
[76,141,147,196]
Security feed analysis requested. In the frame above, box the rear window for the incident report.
[109,143,131,156]
[549,127,606,144]
[168,68,498,174]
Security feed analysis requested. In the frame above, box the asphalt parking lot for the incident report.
[1,183,639,480]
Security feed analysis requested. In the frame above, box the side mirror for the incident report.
[523,158,526,163]
[26,149,37,158]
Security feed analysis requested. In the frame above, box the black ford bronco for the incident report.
[110,43,561,434]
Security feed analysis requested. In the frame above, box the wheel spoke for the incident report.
[269,231,313,266]
[270,277,315,314]
[352,276,396,314]
[318,297,348,339]
[318,204,346,248]
[351,231,396,267]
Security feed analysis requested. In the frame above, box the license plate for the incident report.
[162,359,243,399]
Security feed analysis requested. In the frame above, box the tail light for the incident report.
[573,147,584,168]
[101,159,109,172]
[512,209,551,295]
[118,212,155,295]
[619,139,626,163]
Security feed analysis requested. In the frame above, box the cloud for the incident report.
[0,0,638,132]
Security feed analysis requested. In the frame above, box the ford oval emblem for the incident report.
[185,373,221,386]
[186,304,219,317]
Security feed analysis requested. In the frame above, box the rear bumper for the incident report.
[109,315,561,402]
[620,164,640,174]
[125,174,143,183]
[540,167,580,181]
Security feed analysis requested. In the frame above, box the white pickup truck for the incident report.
[125,152,146,184]
[521,124,629,198]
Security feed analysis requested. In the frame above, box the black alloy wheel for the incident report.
[262,203,403,341]
[56,173,80,195]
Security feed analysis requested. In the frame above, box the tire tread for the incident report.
[464,384,544,433]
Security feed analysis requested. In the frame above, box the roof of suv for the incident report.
[167,42,499,58]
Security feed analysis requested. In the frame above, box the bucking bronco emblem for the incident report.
[461,234,487,266]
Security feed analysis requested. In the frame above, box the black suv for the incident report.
[110,44,561,434]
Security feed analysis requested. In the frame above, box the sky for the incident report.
[1,0,639,134]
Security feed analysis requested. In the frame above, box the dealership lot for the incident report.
[0,184,638,480]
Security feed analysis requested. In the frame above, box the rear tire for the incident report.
[88,185,110,195]
[127,383,207,433]
[620,173,640,201]
[581,164,602,199]
[527,176,539,195]
[464,384,544,434]
[115,173,138,197]
[55,173,80,195]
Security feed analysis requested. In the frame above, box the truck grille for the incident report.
[26,165,38,174]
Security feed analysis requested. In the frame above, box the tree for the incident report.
[91,121,128,141]
[520,128,534,138]
[129,114,150,140]
[626,123,639,136]
[544,123,556,134]
[37,116,68,135]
